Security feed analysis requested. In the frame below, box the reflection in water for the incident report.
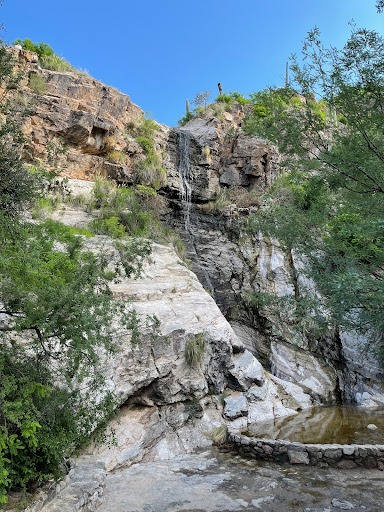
[245,406,384,444]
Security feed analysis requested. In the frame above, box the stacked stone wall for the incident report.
[228,433,384,470]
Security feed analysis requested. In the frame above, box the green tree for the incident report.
[0,218,150,501]
[0,44,38,215]
[244,26,384,355]
[0,38,151,501]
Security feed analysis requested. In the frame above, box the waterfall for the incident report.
[176,129,215,297]
[177,129,192,232]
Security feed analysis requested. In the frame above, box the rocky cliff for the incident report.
[12,46,384,461]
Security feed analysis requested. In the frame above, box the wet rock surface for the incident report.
[97,448,384,512]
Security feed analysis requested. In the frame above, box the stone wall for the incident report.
[228,433,384,470]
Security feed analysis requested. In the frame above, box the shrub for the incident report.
[14,38,77,73]
[185,333,205,367]
[67,226,93,237]
[136,154,167,190]
[216,93,232,104]
[29,73,47,95]
[191,90,211,109]
[13,38,54,59]
[216,92,251,105]
[90,215,126,238]
[126,116,158,139]
[92,176,121,209]
[31,196,60,219]
[107,150,126,165]
[204,425,228,445]
[228,91,251,105]
[0,219,151,501]
[136,117,158,138]
[66,194,89,209]
[178,111,194,126]
[210,103,225,117]
[137,136,155,154]
[199,189,231,215]
[116,210,153,238]
[40,54,75,72]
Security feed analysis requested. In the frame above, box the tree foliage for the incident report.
[0,40,151,501]
[0,44,38,216]
[13,38,75,72]
[0,217,150,501]
[244,26,384,355]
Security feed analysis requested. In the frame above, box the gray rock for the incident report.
[223,393,248,419]
[288,450,310,464]
[228,350,265,391]
[331,498,354,509]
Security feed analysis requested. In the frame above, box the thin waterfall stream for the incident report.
[177,129,192,231]
[176,129,215,297]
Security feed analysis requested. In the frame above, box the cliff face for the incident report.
[14,47,384,426]
[14,47,147,182]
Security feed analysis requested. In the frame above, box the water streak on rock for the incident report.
[177,129,192,232]
[176,129,215,296]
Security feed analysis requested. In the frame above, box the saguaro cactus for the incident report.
[285,62,289,88]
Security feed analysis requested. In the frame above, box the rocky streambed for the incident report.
[97,448,384,512]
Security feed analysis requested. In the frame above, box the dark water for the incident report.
[245,406,384,444]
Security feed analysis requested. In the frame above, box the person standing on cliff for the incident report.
[218,82,222,96]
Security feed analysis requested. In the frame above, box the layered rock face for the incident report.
[14,47,157,183]
[15,47,278,205]
[167,209,384,407]
[15,47,384,432]
[163,105,280,203]
[58,222,312,470]
[162,111,384,408]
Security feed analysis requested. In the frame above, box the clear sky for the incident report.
[1,0,383,126]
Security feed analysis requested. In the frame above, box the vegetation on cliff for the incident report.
[244,26,384,356]
[14,38,80,73]
[0,45,150,503]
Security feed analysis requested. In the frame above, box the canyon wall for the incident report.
[13,46,384,456]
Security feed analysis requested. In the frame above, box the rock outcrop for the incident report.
[76,234,313,471]
[165,209,384,406]
[12,47,384,436]
[14,47,149,182]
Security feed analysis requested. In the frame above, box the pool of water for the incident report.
[245,406,384,444]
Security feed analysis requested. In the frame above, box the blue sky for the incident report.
[1,0,383,126]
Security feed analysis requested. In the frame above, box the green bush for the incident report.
[178,111,194,126]
[216,93,233,104]
[90,215,126,238]
[185,333,205,367]
[31,196,60,219]
[137,136,155,154]
[216,92,251,105]
[13,38,54,59]
[136,153,167,190]
[40,54,75,72]
[90,178,167,238]
[29,74,47,95]
[0,348,117,501]
[0,219,151,501]
[15,38,76,73]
